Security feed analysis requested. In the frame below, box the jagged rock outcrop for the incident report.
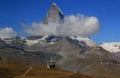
[43,2,64,24]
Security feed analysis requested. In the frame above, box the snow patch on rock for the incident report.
[100,42,120,53]
[70,35,97,47]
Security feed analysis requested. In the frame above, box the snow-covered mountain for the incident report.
[3,36,26,50]
[100,42,120,53]
[70,35,97,46]
[25,35,97,47]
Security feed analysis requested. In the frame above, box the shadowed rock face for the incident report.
[43,2,64,24]
[113,52,120,59]
[0,39,7,48]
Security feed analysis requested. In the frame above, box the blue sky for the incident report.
[0,0,120,43]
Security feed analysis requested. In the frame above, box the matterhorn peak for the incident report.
[43,2,64,24]
[51,2,63,14]
[52,2,57,6]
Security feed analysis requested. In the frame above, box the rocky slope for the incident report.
[0,39,8,48]
[0,46,46,67]
[100,42,120,62]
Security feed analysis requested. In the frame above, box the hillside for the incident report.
[0,62,93,78]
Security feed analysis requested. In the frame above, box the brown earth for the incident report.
[0,62,93,78]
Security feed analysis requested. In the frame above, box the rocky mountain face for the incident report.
[3,36,26,50]
[0,39,8,48]
[43,2,64,24]
[0,3,120,78]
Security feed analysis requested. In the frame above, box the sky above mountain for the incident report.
[0,0,120,43]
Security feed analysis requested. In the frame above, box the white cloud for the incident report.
[24,14,100,37]
[0,27,17,39]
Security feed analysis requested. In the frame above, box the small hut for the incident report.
[47,57,55,68]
